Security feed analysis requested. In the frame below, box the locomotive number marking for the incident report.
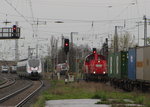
[96,64,102,67]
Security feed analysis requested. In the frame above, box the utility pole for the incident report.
[15,40,19,61]
[50,36,56,72]
[15,21,19,61]
[114,26,123,52]
[137,22,140,46]
[143,15,147,46]
[36,44,38,58]
[48,39,51,57]
[61,34,64,48]
[70,32,78,72]
[28,46,35,58]
[136,21,142,46]
[28,46,31,58]
[56,39,58,66]
[33,19,46,57]
[71,32,73,49]
[70,32,78,48]
[70,32,74,72]
[114,26,118,52]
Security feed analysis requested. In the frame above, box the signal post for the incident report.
[64,38,70,83]
[64,38,69,65]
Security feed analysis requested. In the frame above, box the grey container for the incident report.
[128,48,136,80]
[136,47,144,80]
[143,46,150,81]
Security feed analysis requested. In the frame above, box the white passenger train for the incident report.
[17,57,42,79]
[1,66,9,73]
[10,65,17,73]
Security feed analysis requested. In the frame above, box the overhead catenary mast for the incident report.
[15,22,19,61]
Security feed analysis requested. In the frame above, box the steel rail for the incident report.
[0,77,8,85]
[0,81,33,103]
[0,78,16,89]
[15,80,43,107]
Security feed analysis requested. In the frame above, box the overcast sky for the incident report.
[0,0,150,59]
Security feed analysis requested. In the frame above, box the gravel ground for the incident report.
[0,81,40,106]
[23,79,51,107]
[0,79,32,98]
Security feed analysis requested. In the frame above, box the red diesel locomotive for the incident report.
[83,49,107,81]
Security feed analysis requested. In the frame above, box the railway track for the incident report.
[0,78,16,89]
[0,77,7,86]
[0,80,43,107]
[0,73,17,89]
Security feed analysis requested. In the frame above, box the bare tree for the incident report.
[118,31,136,51]
[50,36,57,72]
[111,31,137,52]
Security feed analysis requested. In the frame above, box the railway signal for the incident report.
[13,25,17,33]
[12,25,18,38]
[64,39,69,54]
[93,48,96,54]
[0,25,20,39]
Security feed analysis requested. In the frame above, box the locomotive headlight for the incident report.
[103,72,106,74]
[93,71,96,74]
[31,67,34,71]
[34,67,38,70]
[31,67,38,71]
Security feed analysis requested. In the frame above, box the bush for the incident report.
[92,92,107,101]
[135,96,145,104]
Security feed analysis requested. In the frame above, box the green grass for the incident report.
[96,99,133,104]
[33,80,149,107]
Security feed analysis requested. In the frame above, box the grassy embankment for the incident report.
[33,80,150,107]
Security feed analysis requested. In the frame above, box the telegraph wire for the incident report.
[29,0,36,37]
[0,9,142,24]
[4,0,32,25]
[34,1,140,8]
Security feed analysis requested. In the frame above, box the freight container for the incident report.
[108,53,116,78]
[114,51,128,79]
[128,48,136,80]
[115,52,119,78]
[143,46,150,81]
[136,47,144,80]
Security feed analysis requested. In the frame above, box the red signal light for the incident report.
[13,27,16,30]
[64,39,69,54]
[65,43,68,46]
[13,25,17,33]
[93,48,96,54]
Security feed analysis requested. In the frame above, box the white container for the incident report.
[136,47,144,80]
[143,46,150,81]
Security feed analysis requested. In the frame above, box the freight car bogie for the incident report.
[84,73,108,83]
[109,78,134,91]
[108,76,150,92]
[135,81,150,92]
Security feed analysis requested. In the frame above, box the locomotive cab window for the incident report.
[98,55,106,60]
[85,54,94,63]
